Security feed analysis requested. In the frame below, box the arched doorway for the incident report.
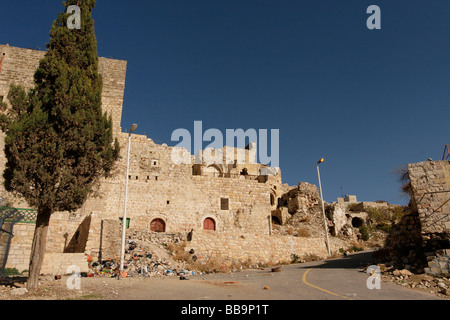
[150,218,166,232]
[203,217,216,231]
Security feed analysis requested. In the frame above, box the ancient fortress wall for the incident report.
[1,45,332,274]
[407,160,450,234]
[0,44,126,135]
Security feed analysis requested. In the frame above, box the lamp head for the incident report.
[129,123,138,133]
[317,158,325,165]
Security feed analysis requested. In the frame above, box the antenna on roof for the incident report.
[443,144,450,160]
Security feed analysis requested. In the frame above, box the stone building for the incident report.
[0,44,345,274]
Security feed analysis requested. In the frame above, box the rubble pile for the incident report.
[88,239,196,278]
[0,277,28,298]
[380,266,450,297]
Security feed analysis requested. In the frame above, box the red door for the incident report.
[150,218,166,232]
[203,218,216,231]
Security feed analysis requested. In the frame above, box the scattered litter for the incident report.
[87,239,197,279]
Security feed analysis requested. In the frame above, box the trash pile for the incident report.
[88,240,196,279]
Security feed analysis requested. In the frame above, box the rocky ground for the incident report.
[379,267,450,299]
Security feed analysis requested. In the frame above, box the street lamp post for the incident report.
[316,158,331,256]
[120,124,138,275]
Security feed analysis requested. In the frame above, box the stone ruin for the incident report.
[0,44,407,276]
[380,160,450,275]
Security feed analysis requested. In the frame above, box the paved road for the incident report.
[111,250,444,300]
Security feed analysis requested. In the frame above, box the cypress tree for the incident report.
[2,0,119,290]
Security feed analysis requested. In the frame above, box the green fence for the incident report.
[0,207,37,224]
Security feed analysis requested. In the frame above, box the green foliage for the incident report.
[366,206,405,225]
[362,206,406,235]
[347,203,361,212]
[0,84,30,132]
[391,206,406,222]
[291,254,300,263]
[350,245,364,252]
[2,268,21,276]
[359,225,370,241]
[2,0,119,213]
[375,223,391,234]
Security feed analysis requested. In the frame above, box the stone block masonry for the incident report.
[425,249,450,275]
[1,44,353,273]
[188,230,348,266]
[40,253,89,276]
[3,223,35,273]
[407,160,450,234]
[0,44,127,136]
[0,45,128,274]
[4,213,121,275]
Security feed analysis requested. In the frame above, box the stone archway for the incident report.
[206,164,223,177]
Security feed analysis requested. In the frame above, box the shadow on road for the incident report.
[298,250,374,271]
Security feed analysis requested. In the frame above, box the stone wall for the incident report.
[3,131,278,272]
[385,212,423,257]
[0,44,345,273]
[74,133,275,237]
[3,223,35,273]
[280,182,320,214]
[4,213,121,274]
[40,253,89,276]
[407,160,450,234]
[0,44,126,136]
[188,230,339,265]
[425,249,450,275]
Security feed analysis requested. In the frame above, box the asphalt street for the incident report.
[111,250,444,300]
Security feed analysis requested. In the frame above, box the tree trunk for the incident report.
[27,206,52,291]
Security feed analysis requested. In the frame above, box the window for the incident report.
[166,200,170,205]
[220,198,229,210]
[119,218,130,229]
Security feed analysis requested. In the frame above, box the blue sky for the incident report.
[1,1,449,204]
